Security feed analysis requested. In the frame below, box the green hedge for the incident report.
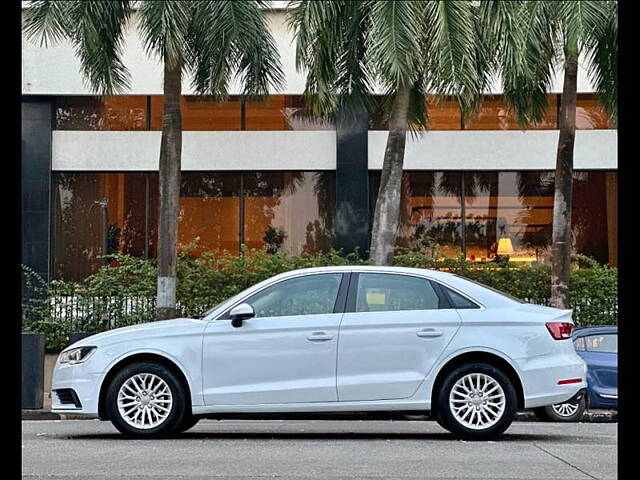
[22,248,617,351]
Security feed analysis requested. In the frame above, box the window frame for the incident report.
[214,271,350,321]
[345,272,455,314]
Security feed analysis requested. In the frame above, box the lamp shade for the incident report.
[497,237,514,255]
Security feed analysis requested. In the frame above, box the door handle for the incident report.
[306,331,334,342]
[417,328,443,338]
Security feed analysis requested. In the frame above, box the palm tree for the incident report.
[23,0,283,319]
[290,0,487,265]
[485,0,617,308]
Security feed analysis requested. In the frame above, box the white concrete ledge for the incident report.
[52,130,338,171]
[368,130,617,170]
[52,129,616,172]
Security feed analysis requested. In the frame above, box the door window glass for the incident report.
[584,334,617,354]
[245,274,343,318]
[440,285,480,309]
[355,274,440,312]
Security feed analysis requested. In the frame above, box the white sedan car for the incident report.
[52,266,586,440]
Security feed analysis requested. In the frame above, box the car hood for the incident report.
[63,318,204,350]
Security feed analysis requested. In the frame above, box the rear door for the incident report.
[336,272,462,401]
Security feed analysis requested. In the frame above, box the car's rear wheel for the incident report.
[533,396,586,422]
[435,363,517,440]
[106,361,187,438]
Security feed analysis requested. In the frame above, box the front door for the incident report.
[202,272,347,406]
[337,273,462,401]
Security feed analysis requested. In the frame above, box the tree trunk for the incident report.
[369,85,412,265]
[156,59,183,320]
[550,51,578,309]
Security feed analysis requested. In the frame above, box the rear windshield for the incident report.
[452,275,525,304]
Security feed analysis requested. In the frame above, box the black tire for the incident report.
[533,396,586,422]
[435,362,517,440]
[106,361,187,438]
[177,414,201,433]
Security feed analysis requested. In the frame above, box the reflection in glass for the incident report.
[244,172,336,255]
[53,173,147,281]
[178,173,241,255]
[576,94,616,129]
[464,95,557,130]
[396,172,463,258]
[463,171,554,262]
[55,96,147,130]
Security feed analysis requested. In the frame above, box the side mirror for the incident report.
[229,303,255,328]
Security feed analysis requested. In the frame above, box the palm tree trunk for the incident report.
[156,58,183,320]
[550,51,578,309]
[369,85,411,265]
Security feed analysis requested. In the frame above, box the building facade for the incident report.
[21,6,618,283]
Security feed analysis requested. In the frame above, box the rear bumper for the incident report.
[516,350,588,409]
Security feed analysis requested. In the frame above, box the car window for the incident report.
[244,273,343,318]
[584,334,617,354]
[573,336,586,351]
[439,285,481,309]
[355,273,440,313]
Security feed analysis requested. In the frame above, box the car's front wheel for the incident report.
[106,361,187,437]
[533,396,586,422]
[435,363,517,440]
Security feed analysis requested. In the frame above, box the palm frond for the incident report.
[366,0,424,88]
[23,0,74,47]
[583,0,617,120]
[422,0,481,117]
[138,0,192,70]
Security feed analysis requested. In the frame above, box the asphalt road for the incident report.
[22,419,617,480]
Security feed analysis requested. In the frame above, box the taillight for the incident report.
[546,322,573,340]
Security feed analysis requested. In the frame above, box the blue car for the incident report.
[534,326,618,422]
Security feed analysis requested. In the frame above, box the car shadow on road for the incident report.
[63,431,571,442]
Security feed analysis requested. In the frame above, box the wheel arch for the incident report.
[430,350,525,415]
[98,352,193,420]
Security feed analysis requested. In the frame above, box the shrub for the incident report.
[22,248,617,351]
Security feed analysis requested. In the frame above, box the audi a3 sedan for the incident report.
[51,266,586,440]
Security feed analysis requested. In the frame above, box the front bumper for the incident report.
[51,359,104,416]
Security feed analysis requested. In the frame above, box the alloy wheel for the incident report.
[449,373,506,430]
[117,373,173,430]
[551,402,580,417]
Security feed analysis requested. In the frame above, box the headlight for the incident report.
[59,346,97,365]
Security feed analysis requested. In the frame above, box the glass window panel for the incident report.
[356,273,440,312]
[463,171,554,263]
[243,171,335,255]
[55,96,147,130]
[53,172,148,281]
[150,95,241,130]
[576,94,615,129]
[394,172,463,258]
[464,95,557,130]
[177,172,241,255]
[584,334,617,354]
[245,273,343,318]
[572,171,610,265]
[370,95,461,130]
[245,95,292,130]
[573,337,586,351]
[442,285,480,309]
